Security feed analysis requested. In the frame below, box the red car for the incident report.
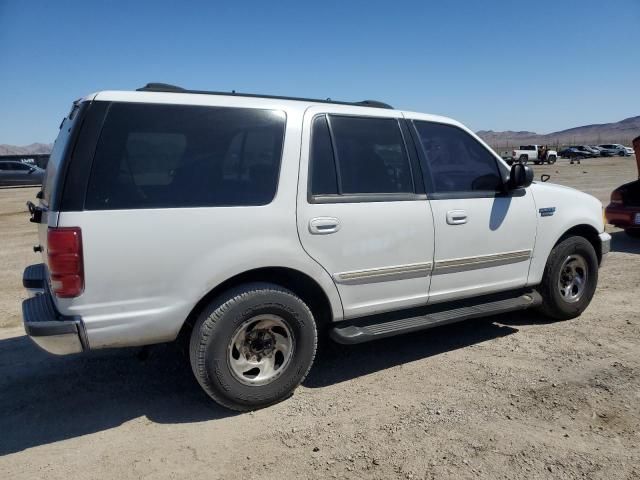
[606,178,640,238]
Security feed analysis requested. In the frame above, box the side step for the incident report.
[331,290,542,344]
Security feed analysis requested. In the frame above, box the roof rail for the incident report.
[136,83,393,109]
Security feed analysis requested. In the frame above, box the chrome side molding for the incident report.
[334,262,433,285]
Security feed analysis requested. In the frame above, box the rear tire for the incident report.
[189,283,318,411]
[537,236,598,320]
[625,228,640,239]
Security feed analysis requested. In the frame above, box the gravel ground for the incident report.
[0,156,639,479]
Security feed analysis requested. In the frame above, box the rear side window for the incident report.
[331,116,413,194]
[85,103,286,210]
[413,121,502,194]
[309,115,414,197]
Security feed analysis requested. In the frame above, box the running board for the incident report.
[331,291,542,344]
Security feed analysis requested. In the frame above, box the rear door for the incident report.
[297,107,435,319]
[410,119,537,303]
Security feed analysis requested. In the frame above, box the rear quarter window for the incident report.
[85,103,286,210]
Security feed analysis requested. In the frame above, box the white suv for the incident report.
[23,83,610,410]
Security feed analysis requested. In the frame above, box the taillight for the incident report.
[610,190,624,205]
[47,227,84,298]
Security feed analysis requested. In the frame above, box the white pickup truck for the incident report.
[511,145,557,165]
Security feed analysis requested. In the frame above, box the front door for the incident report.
[409,118,537,303]
[297,107,435,319]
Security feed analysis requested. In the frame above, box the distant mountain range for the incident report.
[1,115,638,155]
[477,116,640,147]
[0,143,53,155]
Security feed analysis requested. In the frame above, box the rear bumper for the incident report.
[605,204,640,228]
[22,263,89,355]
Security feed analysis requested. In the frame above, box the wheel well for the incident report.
[557,224,602,264]
[177,267,335,343]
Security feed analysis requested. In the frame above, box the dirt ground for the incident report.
[1,157,639,479]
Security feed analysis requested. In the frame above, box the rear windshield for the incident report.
[85,103,286,210]
[43,102,85,207]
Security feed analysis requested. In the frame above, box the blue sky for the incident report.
[1,0,638,145]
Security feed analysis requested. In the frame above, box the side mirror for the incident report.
[508,163,534,189]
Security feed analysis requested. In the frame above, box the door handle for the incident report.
[309,217,341,235]
[446,210,467,225]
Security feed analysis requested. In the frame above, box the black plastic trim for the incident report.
[22,293,81,337]
[427,189,526,200]
[23,263,45,289]
[136,83,394,109]
[331,289,542,344]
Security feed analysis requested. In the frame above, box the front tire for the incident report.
[537,236,598,320]
[189,283,318,411]
[547,155,557,164]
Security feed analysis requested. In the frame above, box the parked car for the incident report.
[558,147,589,163]
[589,146,605,156]
[0,160,45,187]
[605,145,640,237]
[598,144,628,156]
[624,146,634,156]
[605,180,640,237]
[22,83,610,411]
[511,145,557,165]
[559,146,597,159]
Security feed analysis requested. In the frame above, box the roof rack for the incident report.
[136,83,394,109]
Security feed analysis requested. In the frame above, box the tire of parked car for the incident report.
[547,155,556,164]
[537,236,598,320]
[189,282,318,411]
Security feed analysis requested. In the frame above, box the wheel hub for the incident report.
[243,329,276,360]
[557,254,588,304]
[228,314,294,386]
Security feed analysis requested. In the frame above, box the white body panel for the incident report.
[427,194,537,302]
[526,182,605,284]
[296,106,435,318]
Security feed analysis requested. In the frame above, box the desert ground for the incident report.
[0,156,639,479]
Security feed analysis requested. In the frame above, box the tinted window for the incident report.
[85,103,285,209]
[310,115,338,195]
[13,163,32,171]
[329,116,413,194]
[0,162,12,170]
[414,121,502,193]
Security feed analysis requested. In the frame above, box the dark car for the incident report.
[560,146,597,158]
[558,147,590,161]
[0,161,45,187]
